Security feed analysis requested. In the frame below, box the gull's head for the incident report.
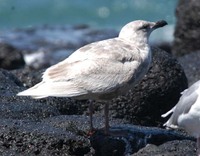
[119,20,167,43]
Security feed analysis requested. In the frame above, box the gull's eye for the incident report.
[138,24,149,31]
[141,24,149,29]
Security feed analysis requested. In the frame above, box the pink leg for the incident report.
[197,137,200,156]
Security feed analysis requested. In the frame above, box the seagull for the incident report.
[162,80,200,155]
[17,20,167,134]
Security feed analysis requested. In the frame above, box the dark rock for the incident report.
[42,115,127,137]
[0,68,24,95]
[178,50,200,86]
[0,115,193,156]
[11,67,44,88]
[49,108,192,156]
[108,47,188,127]
[0,68,192,155]
[132,140,196,156]
[0,42,25,70]
[0,97,60,121]
[44,97,88,115]
[0,69,60,121]
[0,114,125,156]
[90,125,194,155]
[0,118,91,156]
[91,131,126,156]
[172,0,200,56]
[0,69,92,155]
[154,42,172,54]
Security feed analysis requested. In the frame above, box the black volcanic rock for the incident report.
[0,43,25,70]
[0,68,23,95]
[0,118,91,156]
[132,140,196,156]
[178,50,200,86]
[0,115,193,156]
[172,0,200,56]
[11,67,44,88]
[0,69,60,121]
[0,69,91,155]
[90,126,194,156]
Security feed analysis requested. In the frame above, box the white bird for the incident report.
[17,20,167,134]
[162,80,200,155]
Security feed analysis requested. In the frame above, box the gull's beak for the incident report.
[153,20,168,29]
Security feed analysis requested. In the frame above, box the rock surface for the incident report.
[90,126,194,156]
[0,43,25,70]
[132,140,196,156]
[0,69,60,121]
[0,118,91,156]
[172,0,200,56]
[178,50,200,86]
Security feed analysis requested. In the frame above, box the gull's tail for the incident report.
[17,81,87,99]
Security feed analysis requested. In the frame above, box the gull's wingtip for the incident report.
[17,90,30,96]
[161,111,172,118]
[17,91,25,96]
[161,106,176,118]
[17,81,45,97]
[17,90,48,99]
[161,113,168,118]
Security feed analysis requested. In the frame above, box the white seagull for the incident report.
[18,20,167,134]
[162,80,200,155]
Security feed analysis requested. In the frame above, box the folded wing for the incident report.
[18,39,142,99]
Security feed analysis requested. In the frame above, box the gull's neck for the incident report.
[132,36,149,50]
[118,34,151,64]
[118,32,150,50]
